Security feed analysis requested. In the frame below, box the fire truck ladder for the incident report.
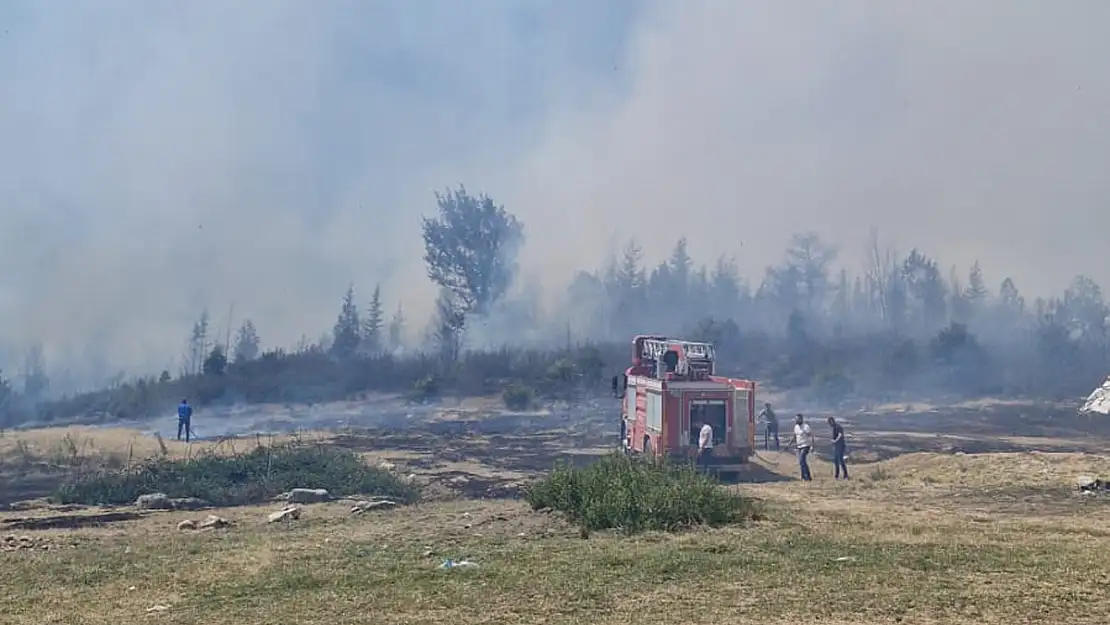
[640,338,716,363]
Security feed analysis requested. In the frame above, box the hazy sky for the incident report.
[1,1,1108,378]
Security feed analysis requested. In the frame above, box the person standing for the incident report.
[177,398,193,443]
[787,413,813,481]
[828,416,848,479]
[758,402,780,451]
[697,420,714,474]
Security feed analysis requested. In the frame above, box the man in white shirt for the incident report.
[697,421,713,474]
[787,413,814,481]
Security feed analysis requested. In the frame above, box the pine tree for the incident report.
[362,284,385,354]
[965,261,989,303]
[232,319,261,363]
[188,310,210,375]
[388,303,406,351]
[331,284,361,359]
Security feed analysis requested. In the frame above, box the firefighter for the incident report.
[696,419,714,474]
[177,398,193,443]
[828,416,848,479]
[758,402,780,451]
[787,413,813,481]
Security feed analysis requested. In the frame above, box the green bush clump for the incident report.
[525,452,756,534]
[501,384,534,410]
[52,443,420,507]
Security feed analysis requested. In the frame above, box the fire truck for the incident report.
[612,335,757,478]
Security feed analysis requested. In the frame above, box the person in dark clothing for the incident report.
[828,416,848,479]
[177,399,193,442]
[757,402,780,450]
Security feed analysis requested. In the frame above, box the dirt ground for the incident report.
[1,394,1105,505]
[2,395,1110,624]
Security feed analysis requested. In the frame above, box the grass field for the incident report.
[3,442,1110,625]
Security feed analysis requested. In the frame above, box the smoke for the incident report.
[501,1,1110,298]
[2,1,1108,382]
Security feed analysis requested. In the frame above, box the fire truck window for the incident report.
[689,400,727,446]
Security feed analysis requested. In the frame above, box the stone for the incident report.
[350,500,397,514]
[135,493,172,510]
[176,520,197,531]
[268,506,301,523]
[287,488,331,504]
[169,497,210,510]
[197,515,230,529]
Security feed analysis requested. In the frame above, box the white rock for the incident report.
[287,488,331,504]
[197,515,230,529]
[350,500,397,514]
[267,506,301,523]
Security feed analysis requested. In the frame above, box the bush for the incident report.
[525,453,756,534]
[501,384,534,410]
[52,443,420,507]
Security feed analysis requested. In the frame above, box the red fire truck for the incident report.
[613,335,757,478]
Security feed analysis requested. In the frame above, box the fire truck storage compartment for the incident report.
[733,387,752,449]
[688,399,727,447]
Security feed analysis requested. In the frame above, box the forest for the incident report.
[3,186,1107,426]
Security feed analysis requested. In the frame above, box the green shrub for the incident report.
[409,374,440,403]
[501,385,534,410]
[525,452,756,534]
[52,443,420,507]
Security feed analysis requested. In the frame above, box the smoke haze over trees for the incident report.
[1,2,1109,408]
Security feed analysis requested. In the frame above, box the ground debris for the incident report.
[1,510,144,531]
[268,506,302,523]
[1,534,54,551]
[350,499,398,514]
[274,488,331,504]
[178,515,231,531]
[135,493,211,511]
[1077,475,1109,495]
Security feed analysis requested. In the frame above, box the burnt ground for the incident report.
[322,396,1107,498]
[1,395,1104,506]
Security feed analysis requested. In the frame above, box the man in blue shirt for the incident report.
[177,399,193,442]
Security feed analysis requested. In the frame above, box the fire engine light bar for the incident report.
[640,338,716,362]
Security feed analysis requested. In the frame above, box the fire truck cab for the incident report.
[613,335,756,478]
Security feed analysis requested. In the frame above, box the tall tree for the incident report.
[784,232,837,314]
[332,284,362,359]
[362,284,385,354]
[187,310,210,376]
[431,290,466,364]
[901,249,947,332]
[0,370,12,425]
[997,277,1026,328]
[965,261,989,303]
[203,345,228,376]
[232,319,261,363]
[421,185,524,316]
[21,344,49,401]
[387,303,406,351]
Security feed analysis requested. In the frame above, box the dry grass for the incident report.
[3,448,1110,624]
[0,426,330,467]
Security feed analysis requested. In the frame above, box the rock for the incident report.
[169,497,210,510]
[268,506,301,523]
[1077,476,1100,491]
[177,520,197,531]
[197,515,230,529]
[287,488,331,504]
[350,500,398,514]
[135,493,172,510]
[378,461,396,471]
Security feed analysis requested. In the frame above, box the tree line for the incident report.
[6,184,1109,426]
